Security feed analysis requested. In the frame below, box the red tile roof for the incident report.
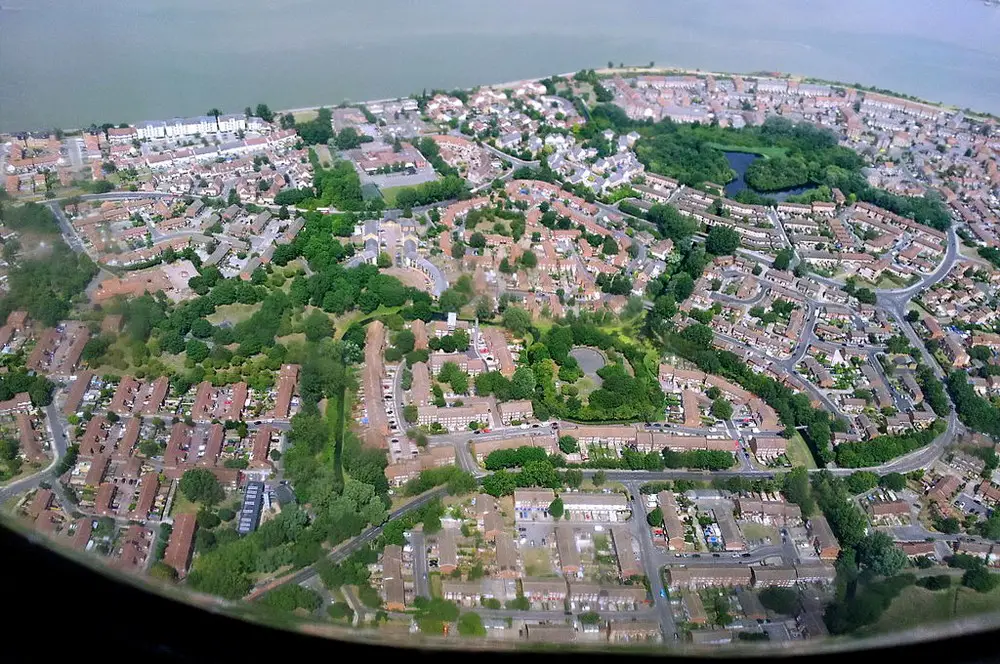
[164,513,197,576]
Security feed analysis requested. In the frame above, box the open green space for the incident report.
[739,522,778,543]
[207,302,261,326]
[429,572,443,599]
[169,490,200,517]
[523,548,555,577]
[376,185,403,207]
[784,432,818,469]
[329,386,348,484]
[572,376,599,404]
[869,584,1000,634]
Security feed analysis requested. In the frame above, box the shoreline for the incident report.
[6,65,988,138]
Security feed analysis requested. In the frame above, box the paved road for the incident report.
[46,200,86,253]
[710,289,766,308]
[470,607,657,621]
[481,143,539,169]
[0,403,72,502]
[625,482,677,640]
[409,531,431,600]
[876,225,960,300]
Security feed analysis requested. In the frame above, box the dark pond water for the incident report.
[569,347,606,386]
[722,151,812,201]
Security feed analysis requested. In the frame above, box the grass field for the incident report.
[311,144,333,167]
[429,572,443,599]
[292,109,318,123]
[573,376,599,404]
[378,185,409,207]
[739,522,778,544]
[705,143,788,159]
[523,548,554,577]
[207,302,261,326]
[876,273,909,289]
[170,491,199,517]
[870,584,1000,634]
[785,432,818,470]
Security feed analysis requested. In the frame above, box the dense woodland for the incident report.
[0,202,98,326]
[948,371,1000,437]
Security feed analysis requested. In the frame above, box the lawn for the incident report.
[869,584,1000,634]
[523,548,555,577]
[573,376,599,404]
[876,274,908,289]
[207,302,261,326]
[378,185,408,207]
[292,109,318,123]
[582,480,626,494]
[785,432,818,470]
[429,572,443,599]
[704,143,788,159]
[332,305,403,340]
[311,144,333,166]
[739,522,778,544]
[170,490,199,517]
[276,332,306,347]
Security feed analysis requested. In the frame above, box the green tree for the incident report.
[475,297,495,321]
[403,404,418,423]
[303,310,333,342]
[705,225,740,255]
[759,587,799,615]
[681,323,715,349]
[393,329,416,354]
[879,472,907,492]
[511,367,536,399]
[592,470,606,487]
[501,306,532,336]
[710,398,733,420]
[781,467,814,516]
[857,531,907,577]
[846,471,880,495]
[558,435,579,454]
[563,468,583,489]
[186,339,210,363]
[377,252,393,268]
[457,611,486,636]
[548,496,564,520]
[854,288,876,305]
[179,468,224,505]
[962,566,1000,593]
[772,248,794,271]
[646,506,664,527]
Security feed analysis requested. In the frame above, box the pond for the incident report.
[722,151,812,202]
[570,347,607,386]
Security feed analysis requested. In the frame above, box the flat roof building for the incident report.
[237,481,265,535]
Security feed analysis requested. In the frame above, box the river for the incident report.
[1,0,999,132]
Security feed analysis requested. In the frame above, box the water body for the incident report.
[722,151,812,201]
[570,347,606,386]
[2,0,1000,132]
